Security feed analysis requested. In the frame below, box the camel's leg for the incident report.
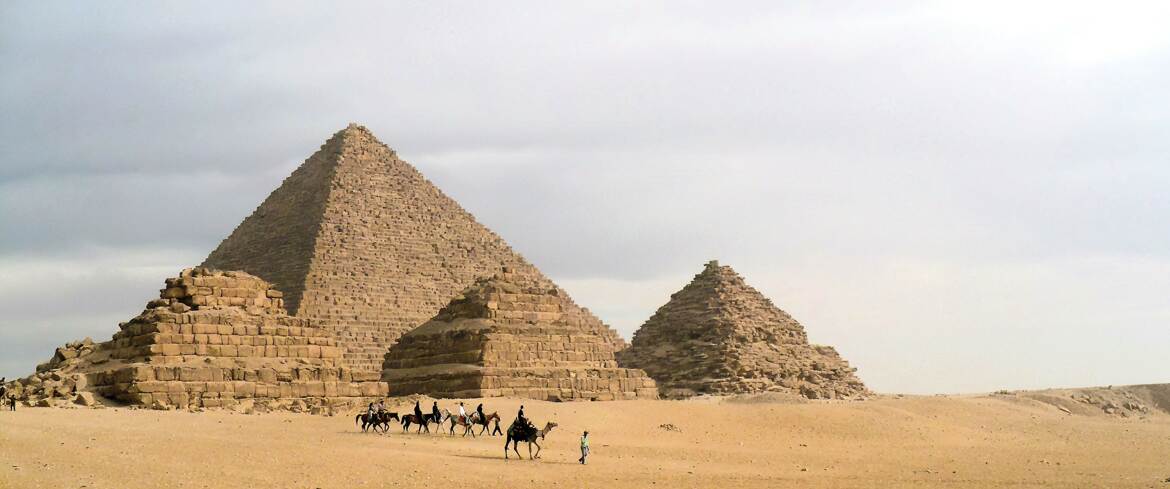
[527,442,534,460]
[534,440,542,459]
[514,441,524,460]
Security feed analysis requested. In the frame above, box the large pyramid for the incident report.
[617,261,867,399]
[382,268,658,401]
[203,124,624,373]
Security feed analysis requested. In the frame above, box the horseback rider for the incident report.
[431,401,441,425]
[458,401,468,424]
[366,402,377,421]
[476,402,485,425]
[413,400,423,425]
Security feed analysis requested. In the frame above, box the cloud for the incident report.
[1,2,1168,390]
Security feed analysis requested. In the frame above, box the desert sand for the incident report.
[2,395,1167,489]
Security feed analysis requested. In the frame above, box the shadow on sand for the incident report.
[453,453,576,465]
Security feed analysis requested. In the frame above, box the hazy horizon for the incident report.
[2,2,1168,393]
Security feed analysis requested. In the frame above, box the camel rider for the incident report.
[476,403,485,425]
[458,401,468,424]
[516,404,532,432]
[431,401,441,425]
[414,400,423,424]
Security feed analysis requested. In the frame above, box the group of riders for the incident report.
[361,398,535,437]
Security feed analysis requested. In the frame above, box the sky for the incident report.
[2,1,1168,393]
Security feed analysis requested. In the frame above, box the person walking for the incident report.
[578,431,590,464]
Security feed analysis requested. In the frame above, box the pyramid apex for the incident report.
[705,260,720,269]
[337,122,370,136]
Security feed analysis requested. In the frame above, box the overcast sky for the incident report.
[2,1,1168,393]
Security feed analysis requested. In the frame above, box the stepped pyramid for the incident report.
[617,261,867,399]
[11,268,386,410]
[203,124,625,372]
[382,268,658,401]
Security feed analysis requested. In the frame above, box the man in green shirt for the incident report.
[578,431,590,464]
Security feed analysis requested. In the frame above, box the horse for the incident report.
[504,421,557,460]
[446,410,479,437]
[400,412,439,433]
[355,411,398,433]
[451,411,501,437]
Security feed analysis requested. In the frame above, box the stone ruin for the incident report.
[382,268,658,401]
[202,124,625,373]
[617,261,868,399]
[3,268,386,412]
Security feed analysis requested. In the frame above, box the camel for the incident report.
[355,411,398,433]
[504,421,557,460]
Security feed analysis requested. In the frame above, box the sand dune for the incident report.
[2,394,1168,489]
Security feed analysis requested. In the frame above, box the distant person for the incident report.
[413,400,423,425]
[431,401,441,425]
[366,402,377,420]
[10,395,17,411]
[578,431,590,464]
[476,402,485,425]
[458,401,467,424]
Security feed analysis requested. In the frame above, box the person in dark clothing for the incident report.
[516,404,533,433]
[8,396,15,411]
[431,401,441,425]
[476,403,485,425]
[414,400,424,425]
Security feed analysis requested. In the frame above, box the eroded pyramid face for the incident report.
[618,260,868,399]
[382,268,658,401]
[203,124,624,372]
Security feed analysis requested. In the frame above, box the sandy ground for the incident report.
[1,395,1168,489]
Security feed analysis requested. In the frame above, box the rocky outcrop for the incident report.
[4,268,386,411]
[202,124,625,373]
[618,261,867,399]
[382,268,658,401]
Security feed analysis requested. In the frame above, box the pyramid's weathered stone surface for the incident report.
[617,261,867,399]
[4,268,386,411]
[202,124,624,373]
[382,268,658,401]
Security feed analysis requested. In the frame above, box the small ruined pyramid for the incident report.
[618,261,867,399]
[7,268,387,410]
[382,268,658,401]
[203,124,625,372]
